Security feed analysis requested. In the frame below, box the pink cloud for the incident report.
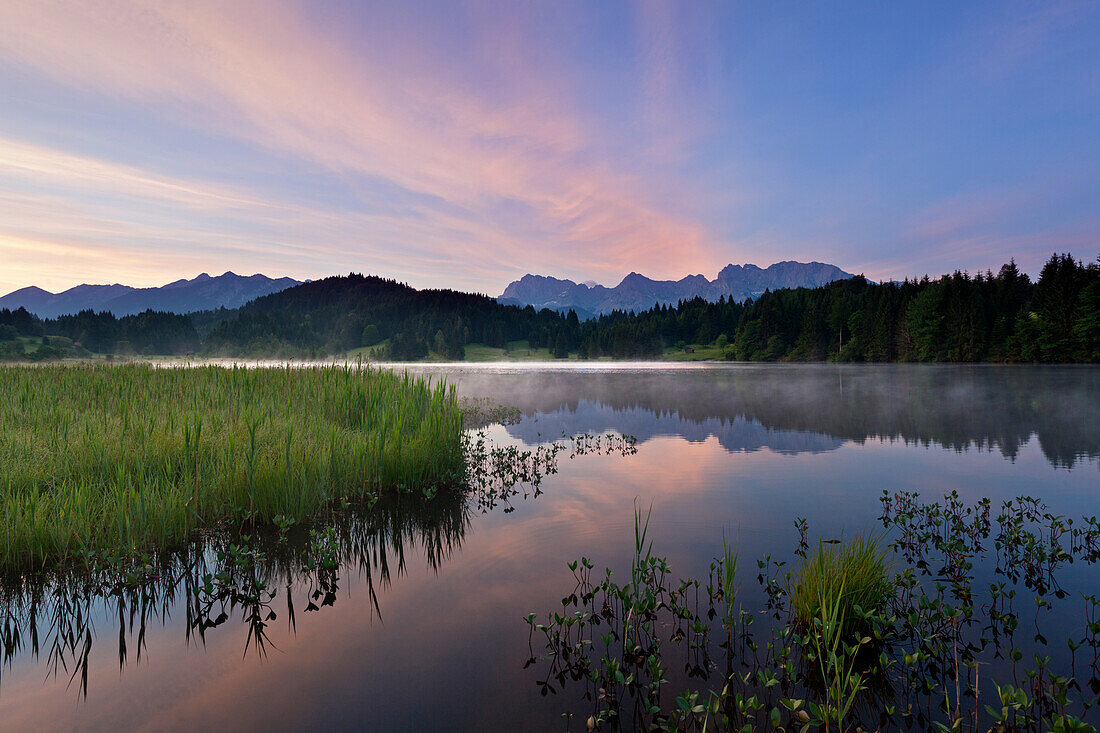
[0,0,725,293]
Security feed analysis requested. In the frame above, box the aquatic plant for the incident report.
[789,533,891,641]
[802,582,868,731]
[526,493,1100,731]
[0,415,638,696]
[463,429,637,512]
[0,363,464,569]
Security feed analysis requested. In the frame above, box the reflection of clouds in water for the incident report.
[506,401,845,455]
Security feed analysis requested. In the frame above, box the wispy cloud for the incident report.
[0,0,1096,293]
[0,0,722,294]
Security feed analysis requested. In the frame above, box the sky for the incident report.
[0,1,1097,297]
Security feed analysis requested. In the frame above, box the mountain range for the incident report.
[497,261,855,316]
[0,272,302,318]
[2,261,853,319]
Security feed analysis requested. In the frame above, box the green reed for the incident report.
[789,533,891,641]
[0,363,464,569]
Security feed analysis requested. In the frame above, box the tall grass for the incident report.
[790,533,891,640]
[0,363,464,569]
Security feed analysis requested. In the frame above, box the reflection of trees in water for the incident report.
[443,366,1099,468]
[0,495,470,697]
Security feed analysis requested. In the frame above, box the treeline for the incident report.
[2,253,1097,363]
[0,307,199,360]
[590,254,1099,363]
[199,253,1100,362]
[0,308,61,361]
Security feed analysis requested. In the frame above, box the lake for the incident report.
[1,364,1097,730]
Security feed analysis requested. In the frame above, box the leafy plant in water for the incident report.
[799,574,872,731]
[525,492,1100,731]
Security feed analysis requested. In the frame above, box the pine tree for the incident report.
[552,331,569,358]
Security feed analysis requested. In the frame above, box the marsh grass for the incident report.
[0,363,464,569]
[790,533,891,641]
[0,418,643,696]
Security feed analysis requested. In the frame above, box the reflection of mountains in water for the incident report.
[442,366,1100,469]
[507,402,844,455]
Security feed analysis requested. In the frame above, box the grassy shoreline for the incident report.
[0,363,464,569]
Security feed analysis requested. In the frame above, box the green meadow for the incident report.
[0,363,464,569]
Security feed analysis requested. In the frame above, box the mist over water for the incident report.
[412,363,1100,469]
[0,364,1096,730]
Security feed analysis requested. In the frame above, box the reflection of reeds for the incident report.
[0,424,630,697]
[0,363,464,569]
[0,492,471,696]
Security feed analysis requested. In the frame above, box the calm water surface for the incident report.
[1,364,1097,730]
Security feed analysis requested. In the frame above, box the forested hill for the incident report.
[199,255,1096,363]
[201,275,566,359]
[642,255,1099,363]
[1,254,1097,363]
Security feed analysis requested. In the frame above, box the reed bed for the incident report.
[0,363,464,569]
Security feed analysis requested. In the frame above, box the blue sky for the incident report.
[0,0,1096,296]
